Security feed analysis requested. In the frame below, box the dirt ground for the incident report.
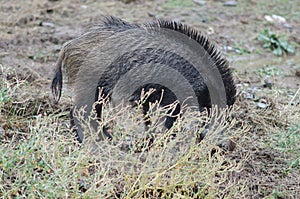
[0,0,299,198]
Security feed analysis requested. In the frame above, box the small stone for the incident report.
[264,14,286,24]
[39,21,55,28]
[257,102,268,109]
[206,27,214,35]
[224,1,237,7]
[242,90,254,100]
[264,15,274,23]
[120,0,136,3]
[148,12,156,18]
[263,78,274,89]
[193,0,206,6]
[283,23,292,29]
[226,46,234,52]
[272,14,286,23]
[81,5,87,9]
[295,70,300,77]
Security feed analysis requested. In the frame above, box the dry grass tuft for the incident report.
[0,66,299,198]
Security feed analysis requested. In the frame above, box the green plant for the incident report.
[270,124,300,170]
[257,64,283,77]
[257,29,295,56]
[0,80,13,107]
[233,42,251,55]
[274,124,300,152]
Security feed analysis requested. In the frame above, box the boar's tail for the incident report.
[51,49,65,102]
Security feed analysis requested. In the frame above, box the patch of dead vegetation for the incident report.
[0,64,299,198]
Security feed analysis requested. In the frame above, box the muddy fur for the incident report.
[51,16,236,143]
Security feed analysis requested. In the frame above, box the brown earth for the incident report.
[0,0,299,198]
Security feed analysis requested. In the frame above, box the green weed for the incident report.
[0,82,12,105]
[257,64,283,77]
[257,29,295,56]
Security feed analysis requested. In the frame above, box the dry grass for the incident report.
[0,67,299,198]
[0,1,300,197]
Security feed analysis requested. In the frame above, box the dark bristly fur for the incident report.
[51,16,236,143]
[145,19,236,106]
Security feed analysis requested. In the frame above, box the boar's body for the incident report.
[52,16,236,143]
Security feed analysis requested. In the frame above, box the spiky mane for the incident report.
[90,16,140,32]
[145,19,236,105]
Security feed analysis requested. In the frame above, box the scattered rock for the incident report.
[193,0,206,6]
[206,27,214,35]
[264,14,286,24]
[120,0,137,3]
[263,78,274,89]
[264,15,273,23]
[223,1,237,7]
[271,14,286,23]
[283,23,292,29]
[148,12,156,18]
[39,21,55,28]
[242,90,255,100]
[295,70,300,77]
[46,8,54,14]
[257,102,268,109]
[81,5,88,9]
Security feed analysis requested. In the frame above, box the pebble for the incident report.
[271,14,286,23]
[40,21,55,28]
[224,1,237,7]
[242,90,255,100]
[206,27,214,35]
[283,23,292,29]
[295,70,300,77]
[257,102,268,109]
[264,14,286,24]
[193,0,206,6]
[263,78,274,89]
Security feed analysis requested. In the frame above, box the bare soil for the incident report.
[1,0,299,198]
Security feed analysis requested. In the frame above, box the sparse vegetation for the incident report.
[1,0,300,198]
[233,46,251,55]
[1,66,299,198]
[0,82,11,105]
[257,64,283,77]
[257,29,295,56]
